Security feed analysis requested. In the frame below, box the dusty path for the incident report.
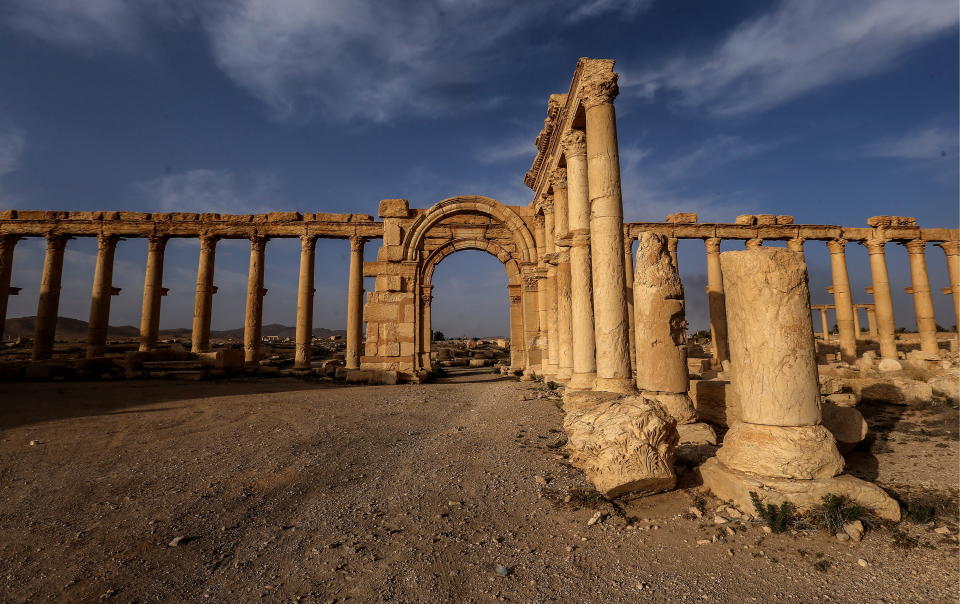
[0,370,956,602]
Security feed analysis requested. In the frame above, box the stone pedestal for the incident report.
[700,247,899,520]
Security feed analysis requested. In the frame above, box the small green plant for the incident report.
[567,488,607,508]
[531,372,544,383]
[750,491,797,533]
[813,560,831,572]
[546,380,560,391]
[804,493,871,534]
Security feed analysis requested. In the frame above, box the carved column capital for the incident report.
[533,214,545,228]
[549,167,568,191]
[902,239,926,255]
[510,295,522,305]
[96,233,119,251]
[560,129,586,157]
[146,234,168,253]
[522,275,539,292]
[704,237,721,254]
[787,237,806,252]
[199,234,219,252]
[43,232,70,252]
[421,294,433,305]
[300,233,317,251]
[826,239,847,254]
[862,238,887,255]
[248,233,267,250]
[349,236,366,252]
[623,236,634,255]
[937,240,960,256]
[579,69,619,109]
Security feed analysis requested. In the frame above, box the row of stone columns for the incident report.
[4,233,366,368]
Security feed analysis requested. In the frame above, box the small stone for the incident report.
[534,475,548,486]
[857,558,869,567]
[447,501,461,507]
[934,526,951,535]
[688,507,703,519]
[843,520,864,542]
[587,511,606,526]
[713,515,728,525]
[168,536,187,547]
[565,546,574,552]
[696,539,711,545]
[28,440,41,446]
[495,565,511,577]
[761,526,772,534]
[836,532,850,543]
[724,527,735,536]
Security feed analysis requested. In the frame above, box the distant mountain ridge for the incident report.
[3,317,345,341]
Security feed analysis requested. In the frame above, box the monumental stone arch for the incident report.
[363,195,542,379]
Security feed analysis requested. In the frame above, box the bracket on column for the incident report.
[8,286,20,295]
[160,287,169,296]
[211,286,219,294]
[110,287,121,296]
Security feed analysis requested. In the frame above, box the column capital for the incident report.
[96,233,119,251]
[533,214,545,228]
[861,238,887,255]
[199,234,219,252]
[826,238,847,254]
[560,129,586,157]
[349,236,366,252]
[146,234,168,252]
[0,234,23,250]
[539,193,554,214]
[300,233,318,250]
[549,167,568,191]
[522,275,539,291]
[704,237,721,254]
[579,69,619,109]
[248,233,268,250]
[902,239,926,255]
[623,236,634,255]
[421,294,433,305]
[787,237,806,252]
[745,238,763,249]
[937,240,960,256]
[44,232,70,251]
[510,294,522,305]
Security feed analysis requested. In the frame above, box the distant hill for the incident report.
[3,317,345,341]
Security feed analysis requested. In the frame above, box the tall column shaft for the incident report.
[543,202,559,376]
[0,235,21,343]
[852,308,862,338]
[866,307,877,336]
[521,276,541,372]
[904,240,939,357]
[819,308,830,340]
[556,250,573,380]
[623,236,636,374]
[86,234,119,358]
[138,235,167,352]
[294,235,317,369]
[562,129,596,390]
[31,234,68,361]
[508,287,525,369]
[244,235,267,366]
[421,291,433,370]
[863,239,897,359]
[937,241,960,330]
[191,236,217,353]
[533,216,548,370]
[345,236,365,369]
[704,238,729,364]
[582,67,633,393]
[827,239,857,363]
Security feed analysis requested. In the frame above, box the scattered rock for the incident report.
[762,526,772,534]
[534,475,549,486]
[877,359,902,372]
[696,539,711,545]
[495,565,512,577]
[28,440,41,446]
[836,532,850,543]
[713,515,728,525]
[687,507,703,519]
[168,536,188,547]
[587,511,607,526]
[934,526,951,535]
[843,520,864,542]
[857,559,869,567]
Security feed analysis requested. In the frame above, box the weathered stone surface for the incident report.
[665,212,697,224]
[378,199,410,218]
[645,392,697,425]
[867,215,917,228]
[717,423,844,480]
[878,358,902,372]
[929,374,959,402]
[677,421,718,445]
[698,458,900,521]
[563,395,678,497]
[820,401,868,452]
[689,379,739,427]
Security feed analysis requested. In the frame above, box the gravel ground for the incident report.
[0,369,957,603]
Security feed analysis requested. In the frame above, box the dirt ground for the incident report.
[0,369,957,603]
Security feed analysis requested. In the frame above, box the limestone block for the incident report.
[776,215,795,224]
[379,198,410,218]
[867,215,917,228]
[677,422,718,445]
[563,395,678,498]
[365,303,399,323]
[720,248,821,426]
[755,214,776,225]
[698,458,900,521]
[383,222,403,246]
[665,212,698,224]
[717,423,844,480]
[820,402,868,452]
[929,374,959,403]
[689,380,740,427]
[645,392,697,425]
[345,369,373,384]
[824,393,858,407]
[0,209,16,219]
[818,375,845,395]
[878,358,902,372]
[735,215,757,225]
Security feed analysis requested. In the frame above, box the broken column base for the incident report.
[565,371,596,391]
[698,457,900,521]
[645,391,698,425]
[591,376,637,395]
[563,392,678,498]
[677,422,718,445]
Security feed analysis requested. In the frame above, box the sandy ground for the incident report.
[0,369,957,603]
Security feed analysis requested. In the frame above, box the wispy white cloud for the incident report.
[849,126,957,161]
[134,169,283,214]
[476,137,537,165]
[657,134,781,181]
[0,125,26,206]
[631,0,958,116]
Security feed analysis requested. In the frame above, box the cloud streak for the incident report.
[632,0,958,116]
[134,169,283,214]
[849,126,957,161]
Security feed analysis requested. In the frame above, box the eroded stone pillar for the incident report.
[508,286,524,369]
[543,199,559,377]
[862,239,897,359]
[86,234,119,358]
[582,61,633,393]
[555,249,573,381]
[244,234,267,366]
[937,241,960,330]
[563,129,596,390]
[852,307,862,339]
[420,289,433,370]
[624,236,636,374]
[819,307,830,340]
[903,240,939,357]
[345,236,365,369]
[521,275,542,375]
[704,238,729,365]
[667,237,678,268]
[866,306,877,336]
[31,234,68,361]
[700,247,899,521]
[294,235,317,369]
[826,239,857,363]
[138,235,167,353]
[191,235,217,353]
[0,235,22,343]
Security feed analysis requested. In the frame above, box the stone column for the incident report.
[421,287,433,370]
[667,237,679,268]
[581,61,633,393]
[555,249,573,381]
[244,234,267,366]
[787,237,805,253]
[700,247,899,520]
[852,307,862,338]
[86,234,119,358]
[862,239,897,360]
[819,308,830,340]
[138,235,167,352]
[31,234,68,361]
[345,236,365,369]
[633,232,698,425]
[826,239,857,363]
[936,241,959,330]
[704,238,729,365]
[294,235,317,369]
[533,215,548,371]
[563,129,596,390]
[0,235,22,343]
[508,286,525,369]
[543,199,559,377]
[521,275,542,375]
[191,235,217,353]
[903,240,939,357]
[624,236,636,373]
[866,306,878,336]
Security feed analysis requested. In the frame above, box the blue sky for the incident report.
[0,0,957,337]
